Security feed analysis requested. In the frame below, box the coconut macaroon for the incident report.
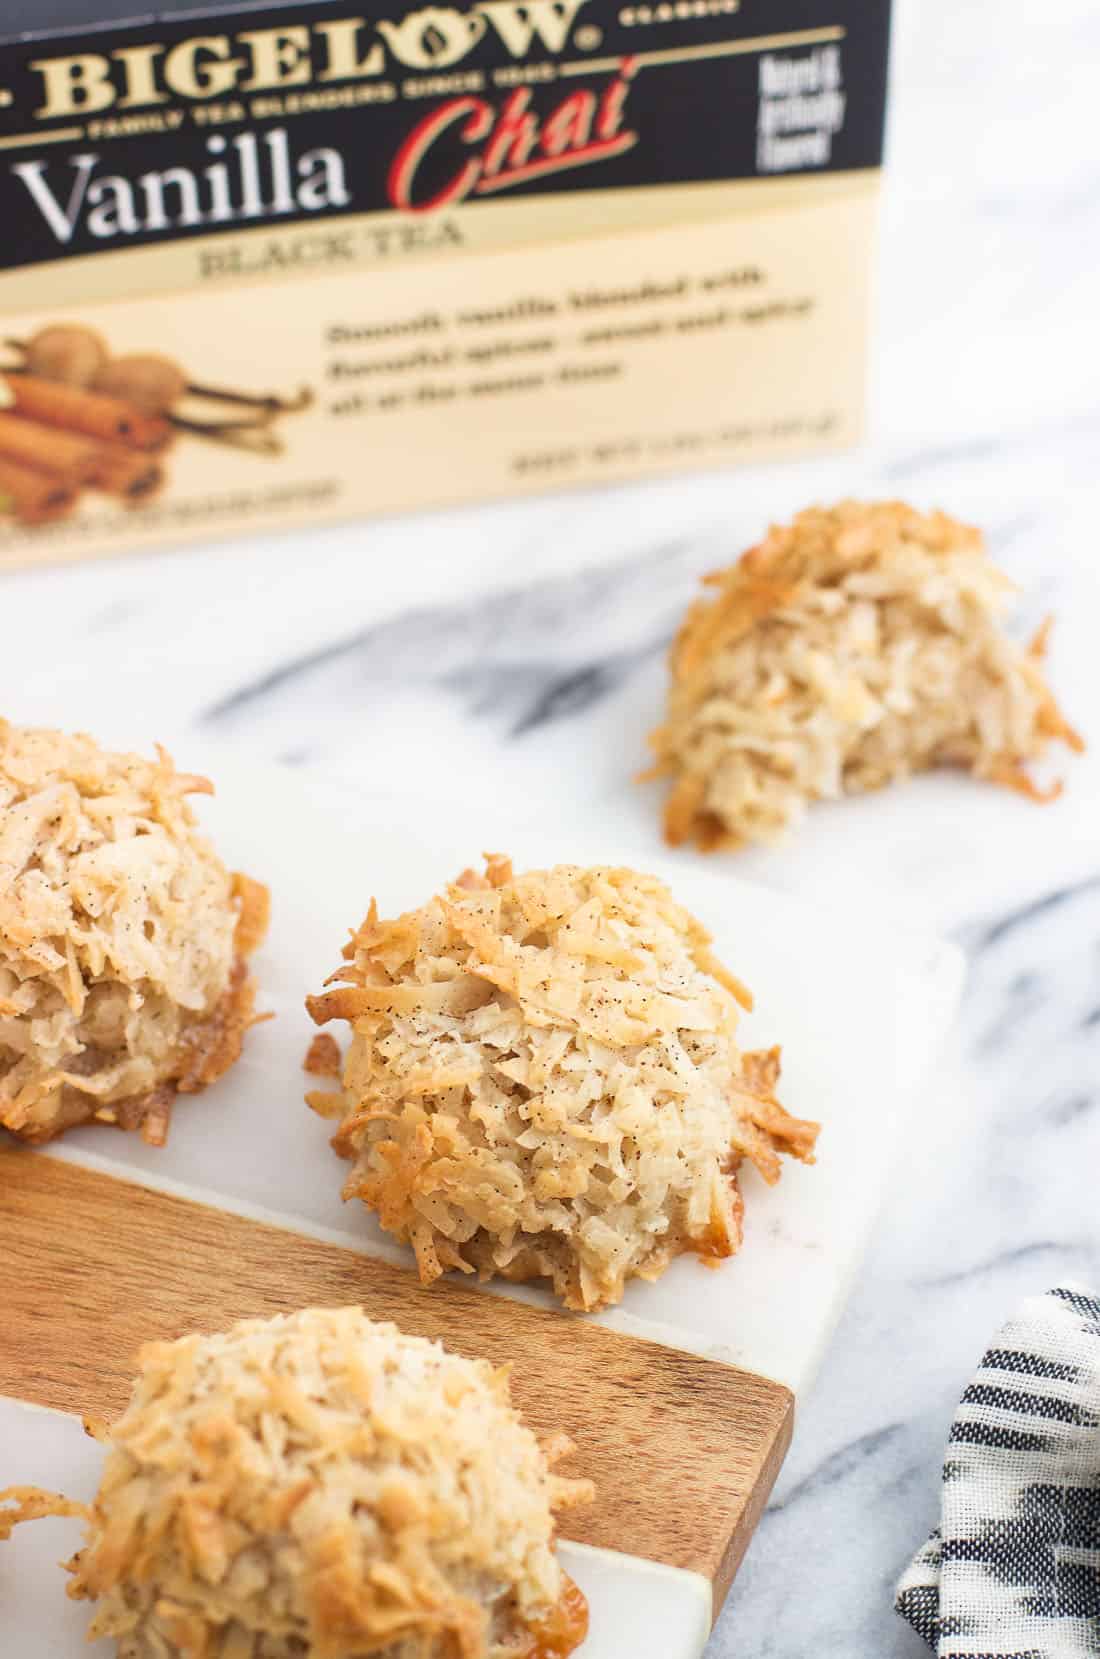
[1,1306,592,1659]
[0,722,269,1145]
[307,855,817,1312]
[648,500,1083,850]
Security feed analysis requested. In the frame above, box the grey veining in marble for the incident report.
[3,0,1100,1653]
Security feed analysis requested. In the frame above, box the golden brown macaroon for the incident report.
[307,855,817,1312]
[0,1306,593,1659]
[648,500,1083,850]
[0,722,269,1145]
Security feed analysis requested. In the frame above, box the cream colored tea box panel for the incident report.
[0,177,876,569]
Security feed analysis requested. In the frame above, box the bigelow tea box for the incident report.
[0,0,891,567]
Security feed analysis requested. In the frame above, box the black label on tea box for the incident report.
[0,0,890,273]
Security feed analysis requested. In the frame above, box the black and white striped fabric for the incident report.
[896,1285,1100,1657]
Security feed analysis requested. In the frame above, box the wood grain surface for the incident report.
[0,1144,793,1617]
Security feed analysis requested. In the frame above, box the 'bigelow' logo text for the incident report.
[12,56,639,242]
[30,2,589,119]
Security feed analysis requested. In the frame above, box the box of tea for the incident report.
[0,0,891,566]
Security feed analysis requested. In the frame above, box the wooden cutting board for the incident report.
[0,768,964,1657]
[1,1145,791,1610]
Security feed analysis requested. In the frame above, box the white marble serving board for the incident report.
[46,763,965,1392]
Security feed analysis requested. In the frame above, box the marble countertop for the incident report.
[3,0,1100,1653]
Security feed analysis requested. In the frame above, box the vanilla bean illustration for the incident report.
[185,382,313,415]
[168,415,285,455]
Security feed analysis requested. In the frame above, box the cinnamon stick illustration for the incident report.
[2,374,173,452]
[0,413,101,488]
[0,411,163,504]
[0,455,76,525]
[89,445,164,503]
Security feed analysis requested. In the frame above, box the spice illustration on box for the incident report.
[0,323,312,527]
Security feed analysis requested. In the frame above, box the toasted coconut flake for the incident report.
[1,1308,591,1659]
[305,1088,347,1120]
[303,1031,343,1078]
[649,501,1083,849]
[0,722,268,1145]
[0,1485,87,1540]
[231,871,271,956]
[309,857,817,1311]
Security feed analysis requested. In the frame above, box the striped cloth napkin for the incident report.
[896,1285,1100,1657]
